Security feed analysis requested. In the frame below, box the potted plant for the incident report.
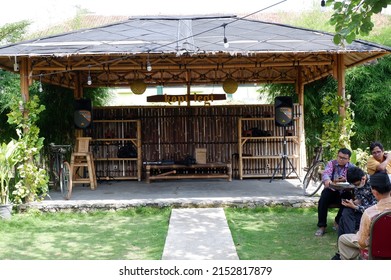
[0,140,19,219]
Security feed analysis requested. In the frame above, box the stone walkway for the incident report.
[162,208,238,260]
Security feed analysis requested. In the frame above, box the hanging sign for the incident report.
[147,93,226,105]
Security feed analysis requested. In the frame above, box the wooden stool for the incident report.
[70,137,97,190]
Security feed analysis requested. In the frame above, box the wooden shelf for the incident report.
[91,119,142,181]
[238,117,299,180]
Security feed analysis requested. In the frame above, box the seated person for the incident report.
[367,141,391,175]
[331,166,376,260]
[315,148,355,236]
[338,172,391,260]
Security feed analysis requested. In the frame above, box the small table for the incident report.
[145,163,232,183]
[329,182,355,190]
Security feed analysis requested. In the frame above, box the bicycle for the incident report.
[49,143,72,200]
[302,146,325,196]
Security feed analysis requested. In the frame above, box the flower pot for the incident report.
[0,204,13,220]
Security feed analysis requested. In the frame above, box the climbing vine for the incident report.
[320,93,355,161]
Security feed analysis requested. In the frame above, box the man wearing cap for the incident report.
[331,167,376,260]
[338,172,391,260]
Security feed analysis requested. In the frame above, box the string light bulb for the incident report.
[223,24,229,48]
[146,61,152,72]
[39,74,43,92]
[13,56,19,72]
[146,53,152,71]
[87,65,92,85]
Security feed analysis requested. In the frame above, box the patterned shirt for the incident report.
[353,177,377,213]
[322,159,355,189]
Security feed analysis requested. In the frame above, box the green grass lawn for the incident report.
[0,207,171,260]
[225,206,339,260]
[0,206,339,260]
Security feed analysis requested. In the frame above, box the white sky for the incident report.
[1,0,321,31]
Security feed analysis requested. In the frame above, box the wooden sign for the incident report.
[147,93,226,105]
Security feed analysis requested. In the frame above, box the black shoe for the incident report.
[331,253,341,260]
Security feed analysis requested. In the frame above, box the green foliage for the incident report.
[352,147,370,170]
[35,85,76,146]
[0,20,30,44]
[320,93,355,160]
[327,0,391,45]
[347,55,391,149]
[7,95,48,204]
[0,140,20,204]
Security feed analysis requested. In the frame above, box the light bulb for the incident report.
[223,24,229,48]
[13,56,19,71]
[87,65,92,85]
[87,75,92,85]
[321,0,325,7]
[38,74,43,92]
[224,37,229,48]
[146,61,152,71]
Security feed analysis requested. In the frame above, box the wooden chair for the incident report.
[360,210,391,260]
[70,137,97,190]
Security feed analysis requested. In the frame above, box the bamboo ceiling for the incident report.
[0,15,390,90]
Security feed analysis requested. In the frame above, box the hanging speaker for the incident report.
[74,99,92,129]
[274,96,293,127]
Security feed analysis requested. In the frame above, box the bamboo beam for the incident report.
[31,60,333,72]
[337,54,346,118]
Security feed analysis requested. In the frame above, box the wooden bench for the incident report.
[145,163,232,183]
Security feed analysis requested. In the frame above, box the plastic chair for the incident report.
[360,209,391,260]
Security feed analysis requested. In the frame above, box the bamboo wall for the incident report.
[92,104,302,179]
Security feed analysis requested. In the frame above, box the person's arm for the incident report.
[357,212,371,249]
[322,160,334,188]
[376,153,391,172]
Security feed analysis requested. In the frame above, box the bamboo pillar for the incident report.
[296,66,306,175]
[19,57,30,103]
[19,57,35,202]
[74,72,84,138]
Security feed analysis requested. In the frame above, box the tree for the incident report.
[0,20,30,45]
[327,0,391,45]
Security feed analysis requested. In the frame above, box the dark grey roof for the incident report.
[0,15,389,88]
[1,15,389,56]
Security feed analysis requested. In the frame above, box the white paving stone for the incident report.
[162,208,239,260]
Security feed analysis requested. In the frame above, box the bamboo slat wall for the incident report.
[91,104,302,179]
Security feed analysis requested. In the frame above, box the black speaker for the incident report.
[74,99,92,129]
[274,96,293,127]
